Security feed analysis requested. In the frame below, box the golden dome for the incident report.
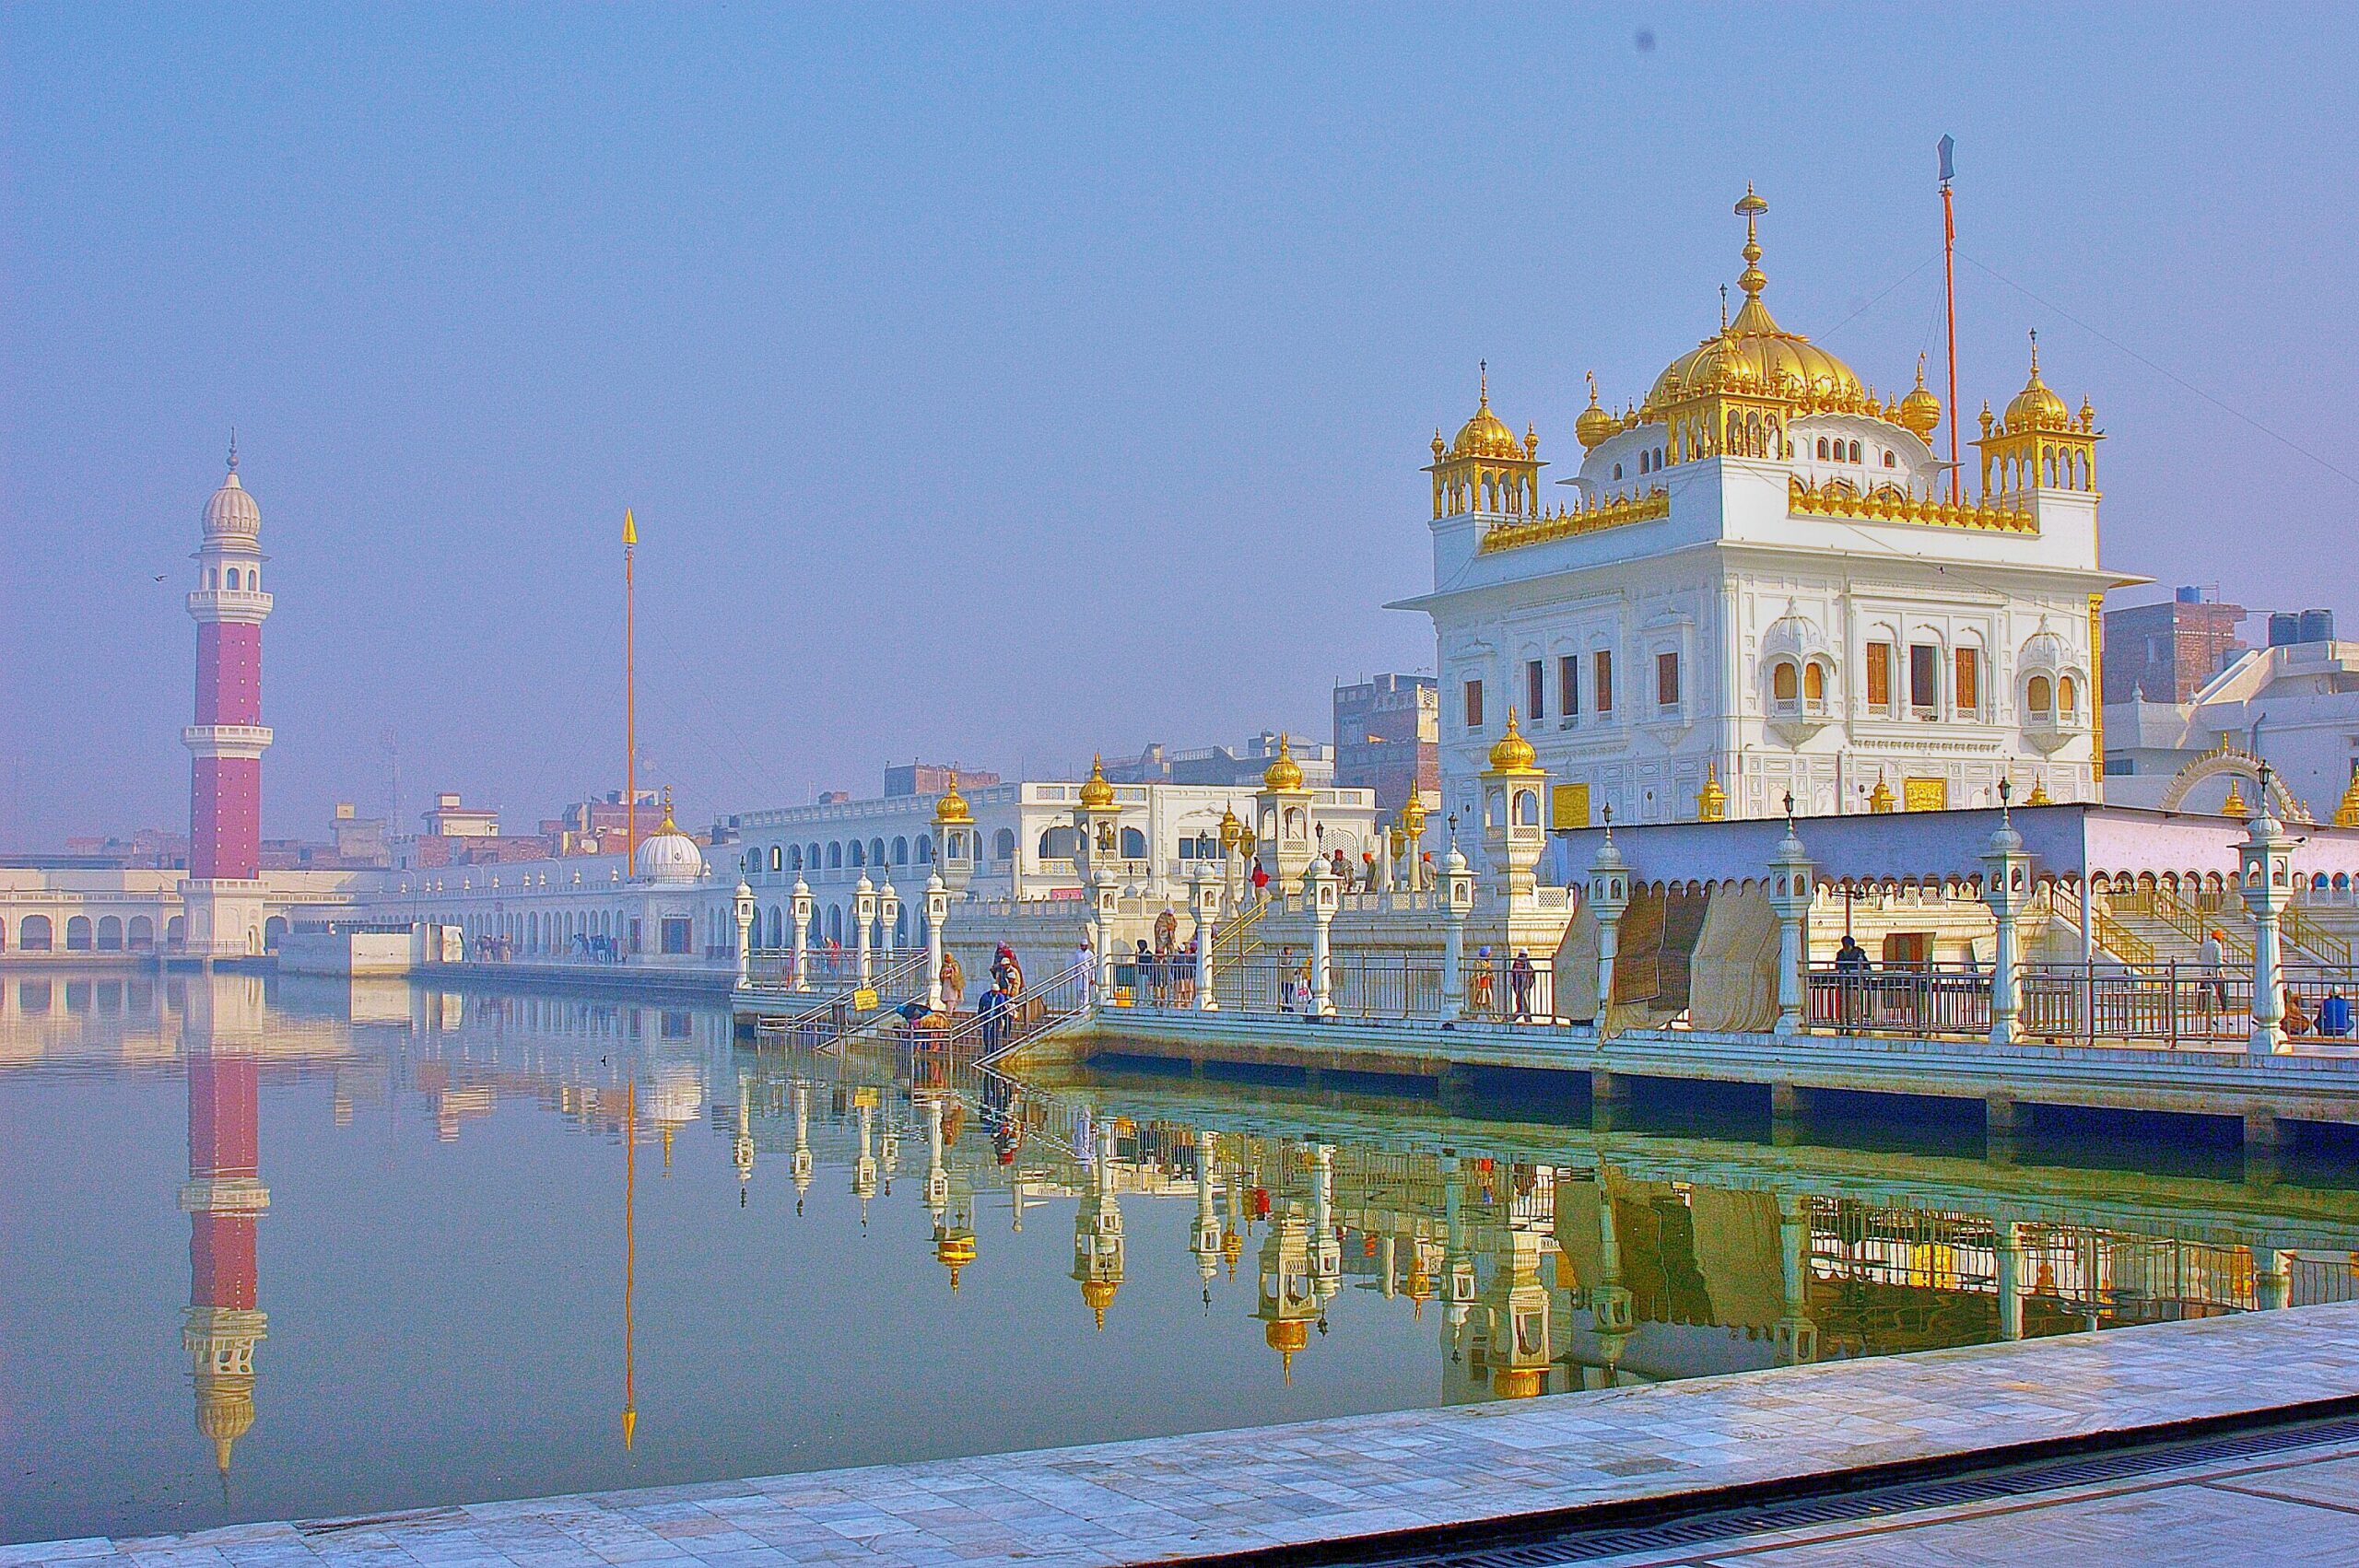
[1449,366,1525,460]
[2002,333,2071,432]
[2335,772,2359,829]
[933,771,973,825]
[1218,803,1244,849]
[1645,187,1868,415]
[1899,356,1942,439]
[194,1377,256,1476]
[1078,756,1116,810]
[1491,1365,1546,1399]
[1575,373,1617,450]
[1080,1277,1119,1329]
[1485,708,1539,774]
[1262,733,1305,792]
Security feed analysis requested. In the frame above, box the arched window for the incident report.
[1847,440,1862,462]
[20,915,52,952]
[916,836,933,863]
[1883,451,1896,468]
[769,846,782,872]
[1815,438,1829,459]
[2059,674,2078,715]
[892,836,909,865]
[65,916,92,951]
[993,827,1015,860]
[1613,462,1624,481]
[2027,674,2052,718]
[827,842,842,869]
[1039,825,1079,860]
[868,837,885,870]
[166,915,184,949]
[1120,826,1147,859]
[1772,661,1799,706]
[127,915,154,951]
[1803,662,1825,703]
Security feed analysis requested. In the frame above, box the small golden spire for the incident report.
[1696,764,1727,821]
[2025,777,2052,806]
[2222,781,2251,821]
[656,784,677,834]
[1868,772,1895,814]
[2335,772,2359,829]
[1576,371,1616,450]
[622,507,637,547]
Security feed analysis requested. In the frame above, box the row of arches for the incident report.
[11,913,161,952]
[752,902,927,952]
[1989,443,2095,495]
[204,565,260,591]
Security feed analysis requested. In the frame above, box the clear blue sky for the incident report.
[5,5,2352,846]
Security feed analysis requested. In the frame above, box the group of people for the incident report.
[1130,936,1199,1007]
[1244,848,1440,905]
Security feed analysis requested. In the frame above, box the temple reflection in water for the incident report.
[0,968,2354,1529]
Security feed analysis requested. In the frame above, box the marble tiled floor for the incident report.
[1599,1433,2359,1565]
[15,1304,2359,1568]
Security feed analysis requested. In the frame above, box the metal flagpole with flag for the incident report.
[623,508,638,869]
[1939,135,1961,504]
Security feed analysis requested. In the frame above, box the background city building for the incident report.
[1333,674,1438,815]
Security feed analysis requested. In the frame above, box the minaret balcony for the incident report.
[187,588,274,624]
[182,723,275,760]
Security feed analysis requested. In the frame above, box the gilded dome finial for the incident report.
[1734,183,1768,301]
[1575,371,1615,450]
[1485,708,1539,773]
[1478,359,1488,407]
[226,427,238,473]
[1262,732,1305,792]
[1079,755,1116,810]
[1899,354,1942,439]
[657,784,676,834]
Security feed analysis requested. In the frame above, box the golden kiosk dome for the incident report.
[1449,367,1525,460]
[1642,186,1869,416]
[1899,356,1942,439]
[1262,733,1305,792]
[1486,708,1539,774]
[1398,790,1428,837]
[933,771,973,825]
[1078,756,1116,810]
[2002,333,2072,432]
[1081,1277,1119,1330]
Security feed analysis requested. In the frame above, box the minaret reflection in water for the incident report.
[181,974,269,1491]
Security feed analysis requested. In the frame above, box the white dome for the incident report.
[205,468,260,536]
[635,826,706,883]
[1761,606,1835,665]
[2019,626,2071,672]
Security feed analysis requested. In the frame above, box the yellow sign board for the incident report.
[1903,777,1949,813]
[1551,783,1591,829]
[851,988,879,1011]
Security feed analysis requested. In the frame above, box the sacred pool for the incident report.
[7,966,2359,1545]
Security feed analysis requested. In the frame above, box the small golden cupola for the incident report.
[1978,330,2099,497]
[1486,708,1540,773]
[1078,755,1116,810]
[1262,733,1305,793]
[1428,363,1543,521]
[933,769,973,825]
[1899,355,1942,439]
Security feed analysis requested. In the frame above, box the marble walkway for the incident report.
[16,1304,2359,1568]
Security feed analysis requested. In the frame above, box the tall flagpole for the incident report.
[1939,135,1961,504]
[623,508,638,867]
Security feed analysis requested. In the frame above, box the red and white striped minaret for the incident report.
[182,443,274,959]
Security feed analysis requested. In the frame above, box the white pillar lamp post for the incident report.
[924,869,949,1012]
[1307,856,1338,1016]
[853,872,876,987]
[1191,860,1221,1012]
[789,874,814,992]
[1766,793,1814,1037]
[1981,780,2033,1047]
[1587,810,1632,1035]
[2240,766,2299,1057]
[1440,818,1474,1019]
[733,879,756,992]
[877,878,900,968]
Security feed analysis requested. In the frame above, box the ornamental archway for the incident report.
[2157,744,2311,824]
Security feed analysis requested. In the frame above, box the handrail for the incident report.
[753,950,933,1048]
[2122,883,2253,965]
[2285,903,2354,968]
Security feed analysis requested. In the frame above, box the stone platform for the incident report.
[13,1305,2359,1568]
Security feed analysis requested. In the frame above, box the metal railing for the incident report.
[1169,953,1565,1025]
[1809,961,2359,1048]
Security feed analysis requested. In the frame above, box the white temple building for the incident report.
[1392,187,2138,843]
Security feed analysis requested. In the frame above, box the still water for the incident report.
[7,966,2359,1544]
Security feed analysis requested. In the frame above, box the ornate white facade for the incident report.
[1392,190,2138,844]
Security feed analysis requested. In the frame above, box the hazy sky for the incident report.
[5,6,2353,846]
